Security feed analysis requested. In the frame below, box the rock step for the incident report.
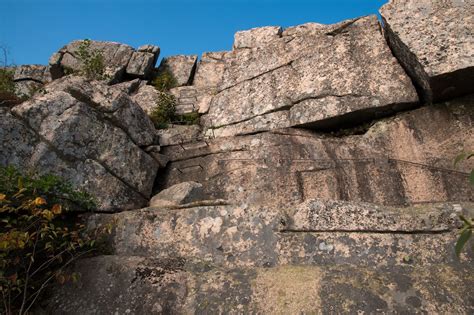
[47,255,474,314]
[88,201,474,268]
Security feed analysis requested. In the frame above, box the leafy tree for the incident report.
[0,166,103,314]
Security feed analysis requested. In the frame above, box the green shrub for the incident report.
[175,112,200,125]
[0,68,15,95]
[76,39,106,81]
[152,67,177,92]
[150,92,177,129]
[0,165,100,314]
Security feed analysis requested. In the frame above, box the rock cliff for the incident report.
[1,0,473,313]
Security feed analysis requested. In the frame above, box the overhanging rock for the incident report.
[200,15,419,137]
[380,0,474,102]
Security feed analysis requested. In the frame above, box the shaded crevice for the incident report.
[279,228,452,235]
[380,17,431,103]
[210,103,292,129]
[13,78,45,85]
[293,100,419,132]
[168,147,249,163]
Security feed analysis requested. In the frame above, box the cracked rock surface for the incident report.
[201,15,418,137]
[380,0,474,102]
[5,0,473,312]
[1,76,158,211]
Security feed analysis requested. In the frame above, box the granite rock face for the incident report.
[149,181,207,207]
[158,55,198,86]
[233,26,283,49]
[131,84,159,115]
[7,0,474,312]
[13,65,52,98]
[161,97,474,207]
[380,0,474,102]
[200,15,418,137]
[47,200,474,313]
[1,76,159,211]
[49,40,159,82]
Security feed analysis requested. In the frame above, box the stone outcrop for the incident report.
[233,26,282,49]
[161,98,474,207]
[149,181,207,207]
[380,0,474,102]
[199,15,418,137]
[13,65,52,98]
[131,84,159,115]
[158,55,198,86]
[2,0,474,313]
[48,200,474,313]
[49,40,160,82]
[1,76,158,211]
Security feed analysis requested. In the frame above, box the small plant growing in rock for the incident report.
[76,39,106,81]
[176,112,200,125]
[0,165,100,314]
[0,68,15,95]
[150,92,177,129]
[152,67,177,92]
[453,151,474,257]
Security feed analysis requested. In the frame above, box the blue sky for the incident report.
[1,0,387,66]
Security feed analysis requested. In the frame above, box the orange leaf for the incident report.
[34,197,47,206]
[0,193,6,201]
[51,204,62,215]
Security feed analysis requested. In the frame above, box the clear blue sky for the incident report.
[1,0,387,66]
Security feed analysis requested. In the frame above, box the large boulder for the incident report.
[233,26,283,49]
[13,65,52,98]
[380,0,474,102]
[1,76,159,211]
[149,181,207,207]
[158,55,198,87]
[49,40,160,82]
[200,15,418,137]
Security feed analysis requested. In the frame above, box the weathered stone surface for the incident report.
[193,51,228,89]
[47,256,474,314]
[49,40,159,82]
[233,26,282,49]
[48,199,473,313]
[87,201,472,267]
[200,16,418,137]
[149,181,207,207]
[13,64,52,83]
[13,65,52,98]
[126,51,156,78]
[49,40,135,83]
[111,78,142,95]
[1,76,159,211]
[169,86,199,114]
[158,55,198,86]
[131,84,158,115]
[162,97,474,207]
[380,0,474,102]
[157,124,202,146]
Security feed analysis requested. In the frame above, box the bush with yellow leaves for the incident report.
[0,165,99,314]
